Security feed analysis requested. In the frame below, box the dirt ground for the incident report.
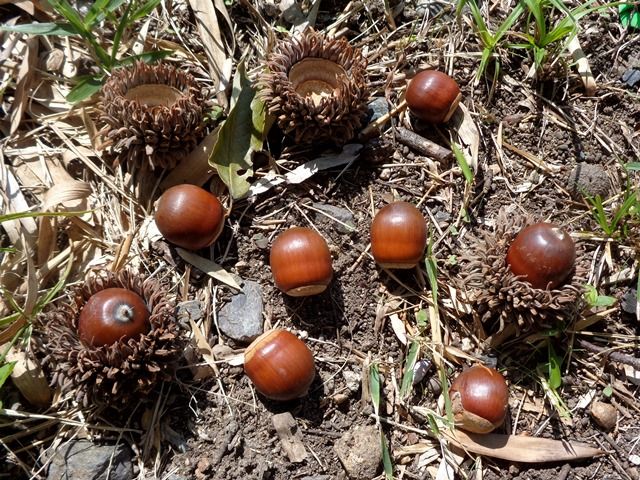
[1,0,639,479]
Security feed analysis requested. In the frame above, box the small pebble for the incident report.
[335,425,382,479]
[621,288,638,315]
[590,400,617,431]
[217,280,264,343]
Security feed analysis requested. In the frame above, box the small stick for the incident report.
[359,99,408,139]
[576,339,640,370]
[394,126,453,162]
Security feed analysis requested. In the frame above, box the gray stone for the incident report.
[335,425,382,479]
[622,68,640,88]
[47,440,132,480]
[175,300,204,326]
[312,203,356,233]
[218,280,264,343]
[367,97,389,123]
[621,288,638,315]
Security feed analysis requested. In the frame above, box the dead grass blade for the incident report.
[6,347,52,407]
[10,36,38,135]
[443,429,604,462]
[188,0,233,99]
[176,248,241,290]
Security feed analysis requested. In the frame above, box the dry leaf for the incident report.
[249,143,363,196]
[451,103,479,173]
[6,346,52,407]
[188,318,218,377]
[443,429,604,462]
[568,36,596,96]
[161,128,220,190]
[176,248,242,290]
[389,313,407,345]
[10,36,38,134]
[188,0,233,96]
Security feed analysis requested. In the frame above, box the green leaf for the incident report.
[584,284,617,308]
[0,22,78,35]
[625,162,640,171]
[451,141,473,184]
[117,50,173,66]
[210,61,267,199]
[66,75,104,103]
[381,431,394,479]
[369,362,381,419]
[0,362,16,391]
[620,3,640,28]
[547,343,562,390]
[602,385,613,398]
[0,209,90,224]
[131,0,162,21]
[399,341,420,399]
[416,308,428,331]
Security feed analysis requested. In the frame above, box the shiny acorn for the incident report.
[78,288,151,347]
[449,365,509,434]
[154,184,225,250]
[269,227,333,296]
[506,222,576,289]
[244,329,315,401]
[406,70,462,123]
[370,201,428,268]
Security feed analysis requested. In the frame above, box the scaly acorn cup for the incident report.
[33,270,185,408]
[457,210,585,340]
[257,29,369,145]
[99,61,206,170]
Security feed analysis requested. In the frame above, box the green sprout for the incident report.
[1,0,171,102]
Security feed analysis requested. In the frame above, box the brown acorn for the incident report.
[32,270,185,408]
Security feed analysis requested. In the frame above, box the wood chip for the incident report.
[272,412,307,463]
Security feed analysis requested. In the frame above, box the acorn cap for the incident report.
[33,270,185,408]
[99,61,206,170]
[257,29,369,145]
[457,210,585,340]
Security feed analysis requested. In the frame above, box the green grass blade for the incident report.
[65,75,104,103]
[399,341,420,399]
[494,2,525,43]
[522,0,547,41]
[547,342,562,390]
[369,362,381,419]
[111,1,133,62]
[0,22,77,35]
[477,47,493,79]
[49,0,112,67]
[451,141,473,184]
[131,0,162,21]
[0,210,90,223]
[84,0,113,27]
[381,431,394,479]
[466,0,494,46]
